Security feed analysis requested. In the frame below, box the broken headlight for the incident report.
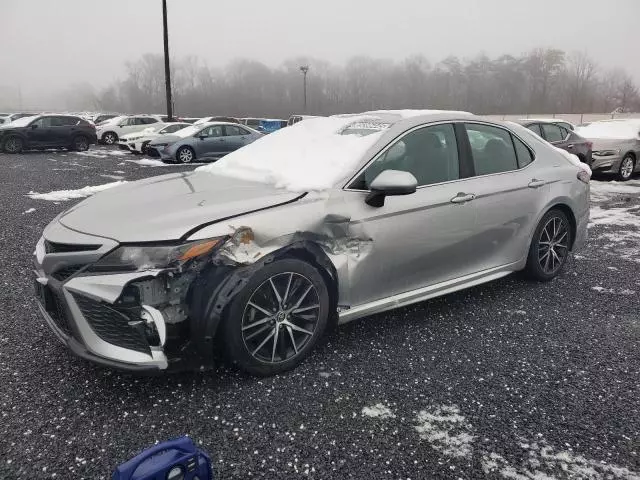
[91,238,225,271]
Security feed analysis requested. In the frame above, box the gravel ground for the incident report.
[1,148,639,479]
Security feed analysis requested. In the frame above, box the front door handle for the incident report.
[450,193,476,204]
[528,179,546,188]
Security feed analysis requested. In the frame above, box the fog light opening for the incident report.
[140,305,167,347]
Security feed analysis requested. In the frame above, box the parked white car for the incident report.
[96,115,164,145]
[118,122,191,154]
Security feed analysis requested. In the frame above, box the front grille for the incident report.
[74,295,150,355]
[146,147,160,158]
[52,265,84,281]
[45,241,101,254]
[35,282,73,336]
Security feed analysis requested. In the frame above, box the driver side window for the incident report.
[351,123,460,190]
[200,125,223,137]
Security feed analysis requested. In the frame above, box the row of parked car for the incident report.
[0,109,638,179]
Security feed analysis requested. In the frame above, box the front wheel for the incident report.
[72,135,89,152]
[524,209,572,281]
[102,132,117,145]
[618,154,635,181]
[3,136,24,153]
[176,146,195,163]
[222,258,330,376]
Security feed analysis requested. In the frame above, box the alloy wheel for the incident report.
[178,148,193,163]
[103,133,116,145]
[4,137,22,153]
[241,272,320,364]
[538,216,569,275]
[620,157,634,179]
[75,137,89,151]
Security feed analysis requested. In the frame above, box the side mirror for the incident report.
[365,170,417,207]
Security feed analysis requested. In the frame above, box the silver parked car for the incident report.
[148,122,262,163]
[33,111,590,376]
[576,119,640,180]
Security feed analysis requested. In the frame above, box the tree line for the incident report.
[65,48,640,118]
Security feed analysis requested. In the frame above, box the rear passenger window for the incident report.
[513,136,534,168]
[541,124,563,143]
[465,124,518,175]
[526,124,542,136]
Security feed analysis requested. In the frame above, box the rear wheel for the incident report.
[176,146,195,163]
[3,136,23,153]
[618,154,635,181]
[102,132,117,145]
[222,258,330,376]
[72,135,89,152]
[524,209,572,281]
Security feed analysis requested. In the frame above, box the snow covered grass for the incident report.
[26,181,127,201]
[197,115,386,191]
[576,120,640,139]
[361,404,395,419]
[413,405,475,459]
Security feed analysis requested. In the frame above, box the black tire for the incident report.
[2,136,24,153]
[524,209,572,281]
[72,135,89,152]
[618,154,635,181]
[176,146,195,163]
[221,258,330,376]
[102,131,117,145]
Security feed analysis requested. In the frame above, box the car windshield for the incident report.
[8,115,38,127]
[173,124,204,138]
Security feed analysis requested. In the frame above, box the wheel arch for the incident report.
[187,240,339,367]
[544,202,577,250]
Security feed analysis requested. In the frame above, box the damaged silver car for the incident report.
[33,111,590,375]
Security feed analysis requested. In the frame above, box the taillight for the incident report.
[577,170,591,184]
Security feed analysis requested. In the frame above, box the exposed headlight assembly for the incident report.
[90,238,225,272]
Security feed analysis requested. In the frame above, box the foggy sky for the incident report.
[3,0,639,102]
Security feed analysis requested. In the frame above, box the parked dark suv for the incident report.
[517,120,592,165]
[0,114,97,153]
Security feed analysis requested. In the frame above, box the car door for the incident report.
[223,125,253,152]
[457,122,547,272]
[50,116,76,146]
[339,122,480,306]
[26,116,55,146]
[194,125,226,159]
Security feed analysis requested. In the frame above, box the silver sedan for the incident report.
[33,111,590,375]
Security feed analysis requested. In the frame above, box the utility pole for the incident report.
[299,65,309,113]
[162,0,174,121]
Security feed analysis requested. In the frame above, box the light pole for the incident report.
[299,65,309,113]
[162,0,174,121]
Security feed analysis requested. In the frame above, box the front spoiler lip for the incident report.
[36,299,163,373]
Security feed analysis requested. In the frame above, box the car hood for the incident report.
[149,134,182,145]
[58,171,304,242]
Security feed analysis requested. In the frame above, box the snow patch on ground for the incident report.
[413,405,475,459]
[100,174,125,180]
[74,149,129,159]
[26,181,127,201]
[591,286,635,295]
[125,158,205,167]
[589,206,640,228]
[361,404,395,419]
[591,180,640,202]
[482,439,640,480]
[23,208,35,214]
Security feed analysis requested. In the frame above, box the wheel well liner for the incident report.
[187,240,339,368]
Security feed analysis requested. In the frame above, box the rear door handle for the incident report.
[528,179,546,188]
[450,193,476,204]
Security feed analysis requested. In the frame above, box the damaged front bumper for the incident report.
[32,222,229,373]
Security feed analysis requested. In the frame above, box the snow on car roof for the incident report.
[197,115,392,191]
[576,120,640,139]
[197,110,472,191]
